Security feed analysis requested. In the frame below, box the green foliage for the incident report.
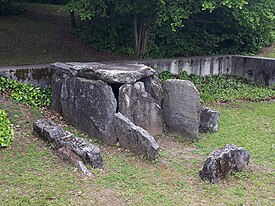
[68,0,275,57]
[0,109,14,147]
[158,71,275,103]
[0,77,51,108]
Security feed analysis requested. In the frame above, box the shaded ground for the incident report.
[0,4,132,66]
[0,97,274,205]
[258,43,275,58]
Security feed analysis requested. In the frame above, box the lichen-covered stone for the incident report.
[199,106,220,133]
[119,82,163,136]
[199,144,250,182]
[33,119,103,169]
[51,62,156,84]
[162,80,200,140]
[60,77,117,145]
[114,113,159,160]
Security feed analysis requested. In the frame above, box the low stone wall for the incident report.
[0,64,52,88]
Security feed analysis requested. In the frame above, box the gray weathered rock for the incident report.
[33,119,103,169]
[114,113,159,160]
[162,80,200,140]
[199,106,220,133]
[199,144,250,183]
[119,82,163,136]
[57,147,93,177]
[60,77,117,145]
[141,76,163,105]
[51,62,156,84]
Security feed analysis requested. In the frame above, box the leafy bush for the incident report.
[72,0,274,58]
[0,77,51,108]
[158,71,275,103]
[0,110,14,147]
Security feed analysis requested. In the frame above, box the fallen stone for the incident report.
[199,106,220,133]
[119,82,163,136]
[114,113,159,160]
[60,77,117,145]
[141,76,163,105]
[57,147,93,177]
[162,80,200,140]
[51,62,156,84]
[33,119,103,169]
[199,144,250,183]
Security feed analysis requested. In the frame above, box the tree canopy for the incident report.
[3,0,273,57]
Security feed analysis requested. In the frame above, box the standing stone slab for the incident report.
[33,119,103,169]
[119,82,163,136]
[162,80,200,140]
[199,144,250,183]
[199,106,220,133]
[114,113,159,160]
[141,76,163,105]
[60,77,117,145]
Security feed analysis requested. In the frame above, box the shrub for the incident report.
[0,110,14,147]
[0,77,51,108]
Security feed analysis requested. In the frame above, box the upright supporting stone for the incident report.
[114,113,159,160]
[141,76,163,105]
[60,77,118,145]
[119,82,163,136]
[162,80,200,140]
[199,144,250,183]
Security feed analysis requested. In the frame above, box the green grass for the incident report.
[0,98,274,205]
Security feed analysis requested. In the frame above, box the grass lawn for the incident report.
[0,97,274,205]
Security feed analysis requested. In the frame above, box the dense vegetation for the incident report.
[0,109,13,147]
[0,77,51,108]
[158,71,275,103]
[66,0,275,58]
[2,1,274,58]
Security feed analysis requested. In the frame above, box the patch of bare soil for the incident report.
[258,43,275,57]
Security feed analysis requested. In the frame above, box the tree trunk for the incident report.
[70,11,77,29]
[134,14,149,57]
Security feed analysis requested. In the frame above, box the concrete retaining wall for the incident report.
[111,55,274,85]
[0,64,52,88]
[123,55,232,76]
[0,55,274,87]
[231,56,275,86]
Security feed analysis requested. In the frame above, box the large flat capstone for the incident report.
[60,77,117,145]
[119,82,163,136]
[33,119,103,169]
[114,113,159,160]
[162,80,200,140]
[52,62,156,84]
[199,144,250,183]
